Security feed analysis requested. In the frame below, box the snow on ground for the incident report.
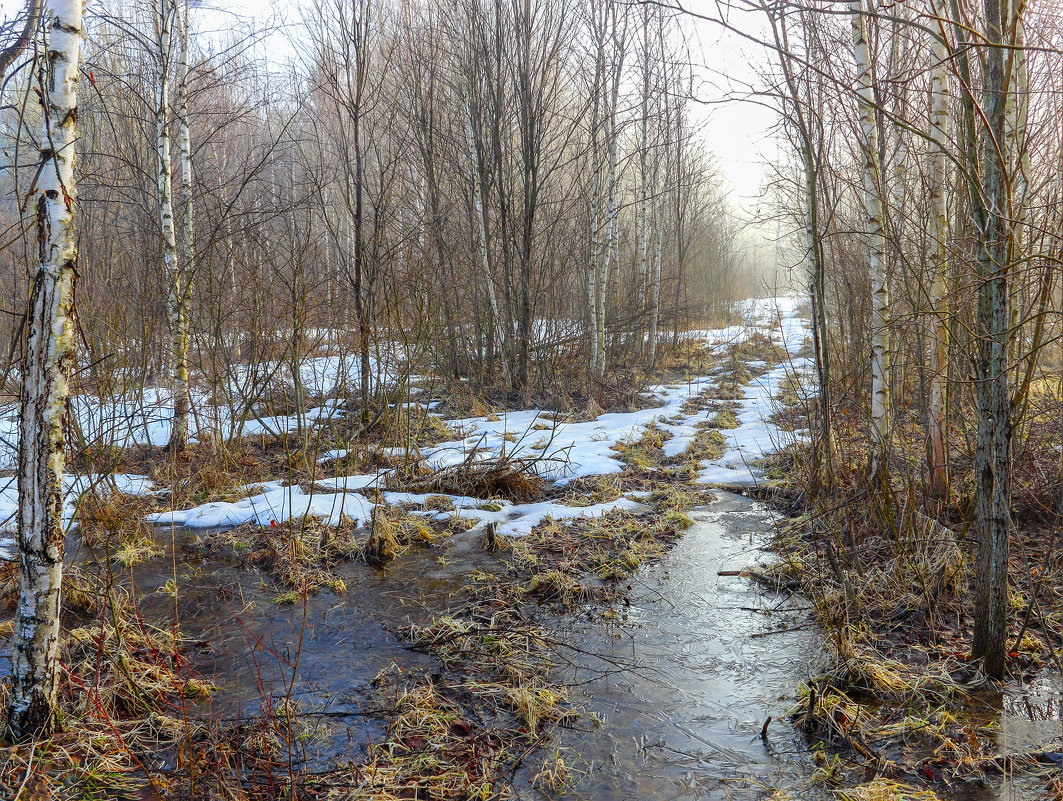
[695,360,809,486]
[0,295,810,555]
[693,298,811,486]
[0,472,156,559]
[145,296,811,536]
[146,481,646,540]
[418,378,717,484]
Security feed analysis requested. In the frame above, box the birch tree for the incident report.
[173,0,194,449]
[770,4,834,490]
[585,0,606,378]
[153,0,188,452]
[449,0,508,391]
[9,0,83,740]
[849,0,891,478]
[597,2,626,376]
[633,2,653,353]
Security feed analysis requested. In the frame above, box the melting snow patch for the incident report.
[127,295,809,535]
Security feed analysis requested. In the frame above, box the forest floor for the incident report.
[758,372,1063,800]
[0,298,808,800]
[1,298,1057,801]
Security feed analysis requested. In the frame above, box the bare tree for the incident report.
[9,0,83,740]
[849,0,891,479]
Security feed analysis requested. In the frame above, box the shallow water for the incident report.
[1,526,501,770]
[510,491,830,800]
[2,493,1061,798]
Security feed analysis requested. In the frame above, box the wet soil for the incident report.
[1,495,1060,798]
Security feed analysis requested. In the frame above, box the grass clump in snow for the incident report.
[712,404,741,430]
[686,424,727,463]
[390,453,548,502]
[555,474,625,507]
[615,423,670,470]
[732,330,786,365]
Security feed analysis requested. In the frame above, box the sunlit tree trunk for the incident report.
[849,0,891,478]
[633,2,651,352]
[647,168,664,367]
[172,0,193,451]
[772,7,832,490]
[597,12,624,376]
[585,16,604,379]
[351,13,371,421]
[154,0,186,452]
[9,0,83,741]
[465,106,508,391]
[1005,0,1028,369]
[444,0,508,392]
[582,3,608,378]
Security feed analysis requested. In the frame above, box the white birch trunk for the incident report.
[850,0,891,475]
[587,152,600,375]
[172,0,192,450]
[648,48,671,368]
[155,0,185,452]
[586,18,605,378]
[633,4,651,349]
[447,1,507,390]
[598,47,622,377]
[9,0,83,740]
[927,2,950,497]
[1005,0,1028,364]
[648,175,664,366]
[464,103,508,390]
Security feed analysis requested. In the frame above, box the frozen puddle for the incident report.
[515,492,829,799]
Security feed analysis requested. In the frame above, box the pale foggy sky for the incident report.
[209,0,781,216]
[0,0,780,221]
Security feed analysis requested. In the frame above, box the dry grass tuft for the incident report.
[77,488,162,567]
[836,779,945,801]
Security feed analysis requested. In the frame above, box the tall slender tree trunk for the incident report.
[969,0,1014,682]
[154,0,185,452]
[465,108,508,392]
[803,148,832,490]
[648,178,664,367]
[1005,0,1028,370]
[586,54,602,379]
[514,0,539,401]
[849,0,891,478]
[633,3,651,353]
[927,1,950,499]
[773,8,833,489]
[586,9,608,381]
[9,0,83,741]
[352,35,371,422]
[598,40,623,377]
[171,0,193,452]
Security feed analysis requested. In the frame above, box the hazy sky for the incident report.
[0,0,780,217]
[211,0,780,211]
